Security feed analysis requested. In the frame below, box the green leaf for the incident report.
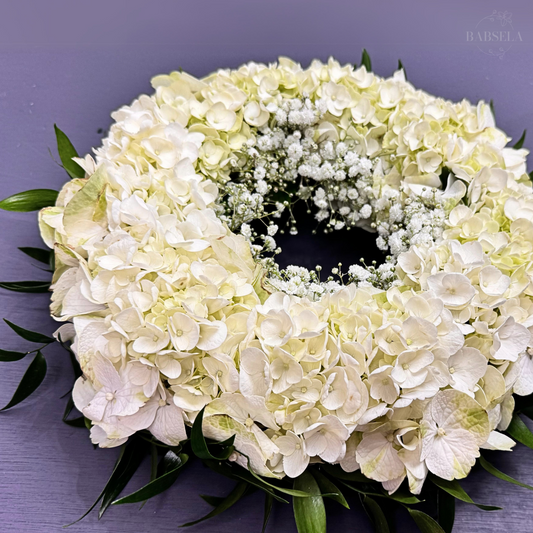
[506,413,533,449]
[340,480,420,505]
[0,281,50,293]
[4,319,54,344]
[320,464,368,483]
[61,395,86,428]
[398,59,407,79]
[479,456,533,491]
[0,351,47,411]
[437,487,455,533]
[190,407,235,460]
[489,99,495,120]
[0,189,59,212]
[241,454,311,499]
[407,509,446,533]
[66,444,132,525]
[262,493,274,533]
[57,333,82,379]
[54,124,85,179]
[429,475,501,511]
[180,481,249,527]
[230,465,288,504]
[200,494,226,507]
[293,472,326,533]
[0,348,27,362]
[361,48,372,71]
[312,470,349,509]
[113,451,188,505]
[513,129,527,149]
[18,247,52,265]
[360,495,390,533]
[98,439,148,518]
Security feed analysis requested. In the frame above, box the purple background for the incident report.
[2,1,533,531]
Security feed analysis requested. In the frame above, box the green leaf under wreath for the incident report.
[18,247,52,265]
[0,351,47,411]
[506,413,533,449]
[54,124,86,179]
[479,456,533,490]
[3,319,54,344]
[0,189,59,212]
[190,406,235,461]
[407,508,446,533]
[361,48,372,71]
[429,475,501,511]
[180,481,250,527]
[113,450,189,504]
[312,469,349,509]
[0,348,27,362]
[0,281,51,293]
[437,486,456,533]
[293,471,326,533]
[360,494,390,533]
[67,438,149,525]
[513,129,527,149]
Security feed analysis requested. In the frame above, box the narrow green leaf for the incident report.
[408,509,446,533]
[0,281,50,293]
[54,124,85,179]
[361,495,390,533]
[293,472,326,533]
[341,480,420,505]
[507,413,533,449]
[61,395,86,428]
[262,493,274,533]
[479,456,533,491]
[0,351,47,411]
[0,348,27,362]
[320,464,368,483]
[200,494,226,507]
[429,475,501,511]
[489,99,495,120]
[312,470,349,509]
[57,332,82,379]
[437,488,455,533]
[513,129,527,149]
[4,319,54,344]
[113,451,188,505]
[63,416,86,428]
[0,189,59,212]
[150,443,159,481]
[520,405,533,420]
[191,407,235,460]
[180,481,249,527]
[230,466,288,504]
[18,247,52,265]
[99,439,148,517]
[361,48,372,71]
[398,59,407,79]
[242,455,311,499]
[65,445,128,526]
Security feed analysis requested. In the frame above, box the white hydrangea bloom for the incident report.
[40,57,533,492]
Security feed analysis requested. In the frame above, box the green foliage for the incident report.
[0,351,46,411]
[54,124,85,179]
[293,472,326,533]
[0,189,59,212]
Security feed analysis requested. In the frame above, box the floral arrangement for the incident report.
[3,51,533,533]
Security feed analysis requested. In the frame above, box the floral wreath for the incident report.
[3,51,533,533]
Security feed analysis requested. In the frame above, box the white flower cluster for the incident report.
[38,58,533,494]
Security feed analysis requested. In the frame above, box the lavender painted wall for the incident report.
[1,1,533,531]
